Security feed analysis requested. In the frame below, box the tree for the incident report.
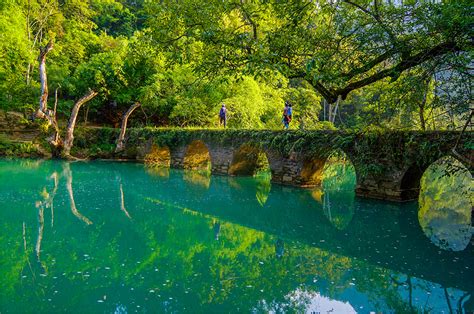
[115,101,141,152]
[147,0,472,106]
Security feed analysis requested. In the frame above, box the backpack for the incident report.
[219,107,226,118]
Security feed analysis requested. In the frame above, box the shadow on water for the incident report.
[0,159,473,313]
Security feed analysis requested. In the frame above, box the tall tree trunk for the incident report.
[37,40,53,119]
[418,78,431,131]
[328,103,333,123]
[63,90,98,156]
[26,0,32,85]
[48,87,62,149]
[419,103,426,131]
[36,40,64,155]
[323,99,326,121]
[330,95,342,124]
[115,102,141,153]
[84,105,89,125]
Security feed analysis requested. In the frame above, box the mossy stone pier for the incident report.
[79,128,473,202]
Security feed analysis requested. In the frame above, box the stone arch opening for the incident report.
[321,150,357,191]
[399,164,427,200]
[144,144,171,177]
[300,158,326,187]
[183,140,211,172]
[305,150,357,230]
[301,150,357,188]
[229,143,271,178]
[144,144,171,167]
[418,156,473,251]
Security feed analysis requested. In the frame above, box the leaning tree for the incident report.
[35,40,98,157]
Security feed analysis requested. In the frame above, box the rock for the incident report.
[282,175,293,182]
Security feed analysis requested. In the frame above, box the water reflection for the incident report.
[213,221,221,240]
[275,238,284,259]
[183,169,211,189]
[418,156,473,251]
[34,199,46,273]
[50,172,58,227]
[145,165,170,178]
[116,173,132,219]
[0,159,472,313]
[63,163,93,225]
[255,172,271,206]
[33,171,59,274]
[318,151,357,230]
[282,289,357,313]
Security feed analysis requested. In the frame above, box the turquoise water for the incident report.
[0,159,472,313]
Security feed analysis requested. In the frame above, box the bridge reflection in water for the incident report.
[0,159,472,313]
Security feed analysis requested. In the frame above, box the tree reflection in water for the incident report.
[63,163,93,225]
[33,171,59,274]
[418,156,473,251]
[318,151,357,230]
[0,159,472,313]
[183,169,211,189]
[116,173,132,219]
[255,172,271,206]
[213,220,221,240]
[275,238,284,259]
[145,165,170,178]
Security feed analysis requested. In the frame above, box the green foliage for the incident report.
[0,0,471,131]
[224,77,266,129]
[0,135,41,157]
[286,82,322,129]
[91,0,138,37]
[0,2,34,112]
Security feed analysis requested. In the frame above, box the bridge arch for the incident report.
[399,164,428,200]
[417,155,473,251]
[311,150,357,230]
[229,143,271,177]
[144,144,171,168]
[183,140,212,171]
[300,150,357,188]
[400,154,473,200]
[144,144,171,177]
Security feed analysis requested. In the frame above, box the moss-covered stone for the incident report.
[183,140,211,171]
[144,144,170,167]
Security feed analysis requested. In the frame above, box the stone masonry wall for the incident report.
[125,129,473,202]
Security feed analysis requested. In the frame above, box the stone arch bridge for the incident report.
[124,129,473,202]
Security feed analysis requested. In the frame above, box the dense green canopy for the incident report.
[0,0,471,130]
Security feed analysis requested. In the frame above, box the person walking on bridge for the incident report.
[219,103,227,128]
[283,101,293,129]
